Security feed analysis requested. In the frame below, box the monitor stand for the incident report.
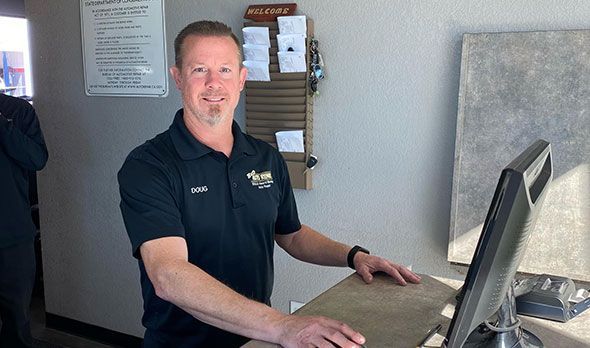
[463,283,543,347]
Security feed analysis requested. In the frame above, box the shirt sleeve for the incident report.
[274,154,301,235]
[0,103,48,171]
[118,155,185,258]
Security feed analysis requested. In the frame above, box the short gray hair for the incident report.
[174,20,241,68]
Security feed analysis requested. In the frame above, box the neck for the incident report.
[183,112,234,157]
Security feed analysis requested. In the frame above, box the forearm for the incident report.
[277,226,421,287]
[278,225,351,266]
[152,259,286,342]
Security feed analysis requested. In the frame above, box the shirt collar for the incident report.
[169,109,256,160]
[230,118,257,158]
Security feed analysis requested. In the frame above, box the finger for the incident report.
[310,338,337,348]
[398,266,421,283]
[323,330,363,348]
[382,263,407,285]
[327,320,366,346]
[356,266,374,284]
[307,323,339,348]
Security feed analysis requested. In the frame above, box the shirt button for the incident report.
[232,182,238,189]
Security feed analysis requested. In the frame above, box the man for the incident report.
[118,21,420,347]
[0,93,48,347]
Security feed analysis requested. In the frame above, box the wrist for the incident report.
[347,245,370,269]
[265,310,290,344]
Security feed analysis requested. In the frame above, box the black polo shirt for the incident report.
[118,109,301,347]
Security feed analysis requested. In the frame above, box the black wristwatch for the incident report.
[347,245,370,269]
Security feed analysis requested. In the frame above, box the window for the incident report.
[0,16,32,97]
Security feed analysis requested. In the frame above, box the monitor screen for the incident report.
[444,139,553,348]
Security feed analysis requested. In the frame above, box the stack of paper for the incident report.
[242,27,270,81]
[276,15,307,73]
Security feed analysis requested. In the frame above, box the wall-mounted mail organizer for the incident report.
[243,19,314,190]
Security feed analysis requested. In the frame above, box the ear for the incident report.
[239,66,248,91]
[170,65,182,90]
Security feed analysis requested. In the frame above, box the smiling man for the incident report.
[118,20,420,348]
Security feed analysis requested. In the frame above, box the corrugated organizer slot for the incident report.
[243,19,314,190]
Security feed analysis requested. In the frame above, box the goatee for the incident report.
[199,105,223,126]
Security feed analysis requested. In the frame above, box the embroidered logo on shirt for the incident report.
[246,170,273,189]
[191,186,208,194]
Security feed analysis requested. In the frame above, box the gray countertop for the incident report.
[244,273,590,347]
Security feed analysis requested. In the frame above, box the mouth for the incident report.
[202,96,226,103]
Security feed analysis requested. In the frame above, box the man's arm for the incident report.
[141,236,367,348]
[0,104,48,171]
[275,224,421,285]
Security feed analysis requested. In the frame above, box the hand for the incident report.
[353,253,421,285]
[276,314,366,348]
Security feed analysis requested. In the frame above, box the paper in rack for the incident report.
[242,26,270,81]
[276,17,307,73]
[242,26,271,46]
[276,130,305,153]
[277,51,306,73]
[277,15,307,35]
[276,34,306,53]
[243,60,270,81]
[243,44,270,63]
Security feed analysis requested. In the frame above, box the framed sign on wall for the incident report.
[80,0,167,97]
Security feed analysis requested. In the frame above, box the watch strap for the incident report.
[347,245,370,269]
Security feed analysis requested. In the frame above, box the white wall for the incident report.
[26,0,590,337]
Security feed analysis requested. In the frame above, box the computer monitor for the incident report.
[444,139,553,348]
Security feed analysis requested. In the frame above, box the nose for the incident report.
[205,71,222,89]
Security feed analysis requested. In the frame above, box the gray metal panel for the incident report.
[449,30,590,281]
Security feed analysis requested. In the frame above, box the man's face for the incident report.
[170,35,247,127]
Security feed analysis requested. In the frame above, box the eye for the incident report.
[220,67,231,73]
[193,67,207,73]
